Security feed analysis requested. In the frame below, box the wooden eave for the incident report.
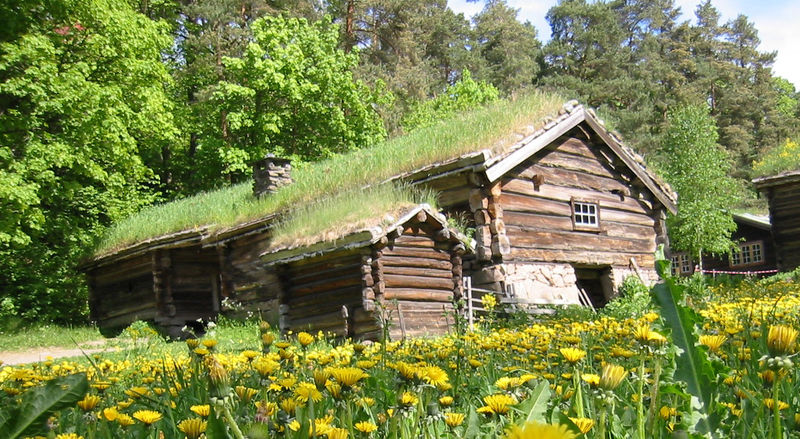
[201,213,280,247]
[732,213,771,231]
[82,228,209,270]
[259,204,465,266]
[753,170,800,190]
[482,105,678,215]
[384,150,490,186]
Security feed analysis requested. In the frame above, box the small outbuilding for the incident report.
[260,205,466,340]
[754,171,800,272]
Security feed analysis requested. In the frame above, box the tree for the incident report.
[204,14,386,182]
[0,0,176,323]
[401,69,499,132]
[660,105,739,268]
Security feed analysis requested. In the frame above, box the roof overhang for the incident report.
[482,105,678,214]
[82,228,209,270]
[733,213,771,231]
[753,170,800,190]
[259,204,464,266]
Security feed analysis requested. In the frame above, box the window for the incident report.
[572,201,599,229]
[730,241,764,267]
[671,252,693,276]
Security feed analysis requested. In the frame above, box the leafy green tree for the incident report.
[661,105,739,268]
[205,15,386,182]
[402,70,499,132]
[0,0,176,322]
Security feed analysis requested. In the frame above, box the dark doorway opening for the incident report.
[573,265,613,308]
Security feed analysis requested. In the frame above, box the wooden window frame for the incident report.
[571,198,601,232]
[670,252,693,276]
[730,240,765,268]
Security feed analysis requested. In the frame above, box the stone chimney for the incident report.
[253,154,293,198]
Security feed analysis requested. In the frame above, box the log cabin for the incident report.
[670,213,777,277]
[259,204,465,340]
[84,98,677,337]
[754,171,800,272]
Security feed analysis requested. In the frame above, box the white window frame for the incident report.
[730,240,764,267]
[571,200,600,230]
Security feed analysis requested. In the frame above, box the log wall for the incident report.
[282,249,365,337]
[499,134,660,267]
[89,253,156,331]
[218,230,284,323]
[763,183,800,271]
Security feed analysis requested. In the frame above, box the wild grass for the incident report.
[0,324,104,351]
[269,184,438,249]
[96,91,565,255]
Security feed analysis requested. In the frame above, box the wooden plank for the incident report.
[537,150,618,180]
[384,289,453,302]
[290,272,363,297]
[509,248,655,266]
[382,265,453,278]
[553,136,600,159]
[380,255,453,270]
[382,246,452,260]
[504,217,655,240]
[506,228,655,253]
[507,164,632,194]
[383,274,454,290]
[288,259,362,285]
[502,178,651,215]
[392,235,437,248]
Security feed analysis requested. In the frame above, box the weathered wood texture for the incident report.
[221,230,283,316]
[498,134,659,266]
[763,184,800,271]
[701,222,777,272]
[283,250,364,335]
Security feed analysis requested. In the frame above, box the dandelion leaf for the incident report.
[2,373,88,439]
[652,258,720,434]
[206,406,231,439]
[515,380,550,423]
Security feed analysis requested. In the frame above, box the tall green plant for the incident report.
[0,373,89,438]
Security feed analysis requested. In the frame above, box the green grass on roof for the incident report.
[95,91,565,255]
[269,184,438,250]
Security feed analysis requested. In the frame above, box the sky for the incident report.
[448,0,800,88]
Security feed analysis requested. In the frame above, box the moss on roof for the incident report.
[94,91,565,257]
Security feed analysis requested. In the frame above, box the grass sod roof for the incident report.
[94,91,565,257]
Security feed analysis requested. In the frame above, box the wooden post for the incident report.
[465,276,474,330]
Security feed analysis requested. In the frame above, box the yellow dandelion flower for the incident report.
[699,334,727,353]
[177,418,208,439]
[261,332,276,347]
[295,382,323,403]
[326,380,343,399]
[417,365,449,388]
[193,347,209,356]
[241,350,260,361]
[116,413,135,427]
[559,347,586,364]
[477,393,516,415]
[764,399,789,410]
[327,427,349,439]
[76,394,101,411]
[281,397,299,414]
[124,386,149,398]
[581,374,600,387]
[101,407,119,422]
[504,421,576,439]
[401,391,419,407]
[235,385,259,402]
[297,332,315,346]
[274,341,291,349]
[330,367,368,387]
[354,421,378,433]
[133,410,162,425]
[444,412,465,427]
[767,325,798,356]
[201,339,218,349]
[55,434,84,439]
[439,396,454,406]
[569,417,594,434]
[599,363,627,390]
[253,358,280,377]
[190,404,210,417]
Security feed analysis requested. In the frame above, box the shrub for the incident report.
[601,275,653,320]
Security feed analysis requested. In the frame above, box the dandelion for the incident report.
[55,434,84,439]
[581,373,600,387]
[767,325,798,356]
[599,363,627,390]
[101,407,119,421]
[201,339,218,349]
[354,421,378,433]
[328,427,349,439]
[482,294,497,311]
[190,405,210,417]
[444,412,465,427]
[241,350,260,361]
[504,421,576,439]
[699,334,727,353]
[477,393,516,415]
[417,365,449,388]
[116,414,135,427]
[177,418,208,439]
[76,394,101,411]
[297,331,315,347]
[764,399,789,411]
[133,410,162,426]
[439,396,454,406]
[559,347,586,364]
[401,391,419,407]
[294,382,323,403]
[253,358,280,377]
[235,385,259,402]
[330,367,368,387]
[569,417,594,434]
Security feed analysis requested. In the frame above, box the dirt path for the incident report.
[0,340,117,366]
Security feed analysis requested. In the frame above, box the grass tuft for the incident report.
[96,91,565,255]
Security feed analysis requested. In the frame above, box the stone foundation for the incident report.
[503,262,581,305]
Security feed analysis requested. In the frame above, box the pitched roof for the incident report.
[753,170,800,189]
[733,212,770,231]
[259,204,465,266]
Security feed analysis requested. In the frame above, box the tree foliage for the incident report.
[660,105,738,263]
[0,0,176,323]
